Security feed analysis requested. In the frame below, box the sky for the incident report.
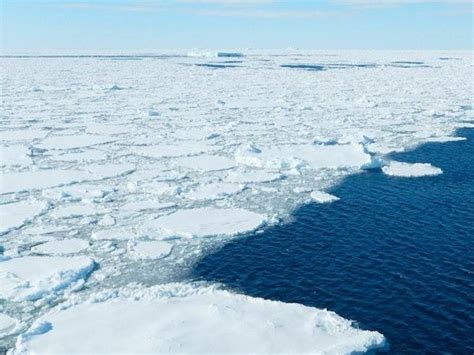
[1,0,472,52]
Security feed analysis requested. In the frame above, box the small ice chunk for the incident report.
[174,155,236,172]
[128,241,172,260]
[310,191,340,204]
[0,313,19,337]
[31,239,89,255]
[0,256,95,301]
[382,161,443,177]
[0,200,48,235]
[140,207,264,238]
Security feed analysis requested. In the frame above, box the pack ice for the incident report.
[1,49,471,352]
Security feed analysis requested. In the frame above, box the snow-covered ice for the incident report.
[140,207,265,238]
[0,256,95,301]
[184,182,245,200]
[31,239,90,255]
[382,161,443,177]
[13,284,385,354]
[174,154,237,172]
[311,190,340,204]
[1,49,471,352]
[127,241,173,260]
[36,135,114,150]
[0,314,19,337]
[0,201,48,235]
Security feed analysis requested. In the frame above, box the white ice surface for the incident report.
[1,170,94,194]
[13,284,385,354]
[36,135,114,150]
[382,161,443,177]
[0,256,95,301]
[311,191,340,204]
[127,241,173,260]
[91,226,136,241]
[0,201,48,235]
[174,155,237,172]
[0,314,19,337]
[0,146,32,167]
[140,207,264,238]
[184,182,245,200]
[31,239,90,255]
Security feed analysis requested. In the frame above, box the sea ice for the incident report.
[140,207,264,238]
[0,313,19,337]
[91,226,136,241]
[0,256,95,301]
[184,182,244,200]
[31,239,89,255]
[236,143,371,170]
[13,284,385,354]
[382,161,443,177]
[133,143,212,158]
[120,200,176,212]
[0,169,94,194]
[127,241,173,260]
[310,191,340,203]
[0,145,32,167]
[0,200,48,235]
[174,155,237,172]
[51,203,107,219]
[224,170,283,183]
[36,135,114,150]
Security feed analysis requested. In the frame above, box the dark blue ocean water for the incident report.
[193,128,474,354]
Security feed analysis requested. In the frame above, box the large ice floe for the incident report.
[12,284,384,354]
[1,49,472,352]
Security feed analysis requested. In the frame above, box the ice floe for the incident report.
[31,239,89,255]
[127,241,173,260]
[91,226,136,241]
[382,161,443,177]
[0,145,32,167]
[0,256,95,301]
[184,182,245,201]
[0,314,19,337]
[140,207,264,239]
[174,155,236,172]
[310,191,340,204]
[36,135,114,150]
[235,143,371,170]
[1,170,94,194]
[0,200,48,235]
[13,284,385,354]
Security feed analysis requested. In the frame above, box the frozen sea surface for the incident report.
[194,128,474,354]
[1,50,472,352]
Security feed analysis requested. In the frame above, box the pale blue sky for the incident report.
[1,0,472,52]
